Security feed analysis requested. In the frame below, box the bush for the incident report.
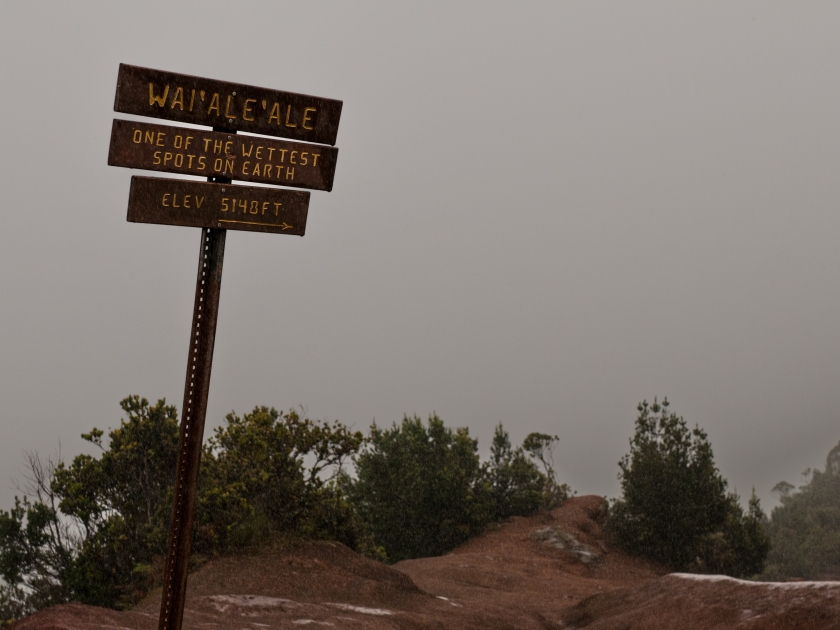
[350,417,571,563]
[606,398,769,577]
[762,440,840,580]
[486,424,545,520]
[350,414,491,562]
[196,406,364,551]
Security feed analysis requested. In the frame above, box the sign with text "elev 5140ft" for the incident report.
[114,64,343,145]
[127,176,309,236]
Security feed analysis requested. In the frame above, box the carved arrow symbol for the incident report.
[279,222,293,230]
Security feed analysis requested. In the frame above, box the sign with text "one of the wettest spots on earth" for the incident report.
[108,119,338,191]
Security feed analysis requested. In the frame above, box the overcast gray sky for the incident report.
[1,1,838,511]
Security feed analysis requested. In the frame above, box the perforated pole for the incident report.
[159,142,233,630]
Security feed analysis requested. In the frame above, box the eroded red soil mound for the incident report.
[12,496,840,629]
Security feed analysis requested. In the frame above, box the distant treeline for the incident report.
[1,396,837,624]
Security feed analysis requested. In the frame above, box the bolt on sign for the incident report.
[108,63,342,630]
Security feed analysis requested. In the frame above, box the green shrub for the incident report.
[606,398,769,577]
[350,414,491,562]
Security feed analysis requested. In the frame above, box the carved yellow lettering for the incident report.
[149,83,169,107]
[238,199,246,212]
[185,136,193,150]
[174,154,183,167]
[225,159,234,173]
[172,194,180,208]
[213,158,223,172]
[242,161,250,175]
[290,151,298,165]
[241,143,253,157]
[189,89,195,111]
[268,102,282,124]
[224,141,233,155]
[174,135,183,149]
[285,104,297,128]
[302,107,316,130]
[224,95,237,119]
[267,147,275,160]
[198,156,206,170]
[285,167,295,180]
[132,129,142,143]
[274,201,282,216]
[203,138,212,152]
[242,98,256,121]
[221,198,229,211]
[153,151,162,165]
[207,93,221,116]
[278,149,287,162]
[163,152,173,165]
[145,131,155,144]
[187,155,195,168]
[250,201,258,214]
[213,140,223,154]
[255,146,263,160]
[170,87,185,110]
[162,193,170,206]
[300,152,308,166]
[183,195,191,208]
[262,164,272,177]
[274,165,284,178]
[250,163,259,176]
[196,196,204,208]
[261,201,269,215]
[156,132,165,147]
[312,153,320,167]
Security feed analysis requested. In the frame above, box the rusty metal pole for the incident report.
[158,132,233,630]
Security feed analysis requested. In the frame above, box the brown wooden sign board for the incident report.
[127,176,309,236]
[114,64,342,146]
[108,120,338,192]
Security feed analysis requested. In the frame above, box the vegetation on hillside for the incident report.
[4,393,836,624]
[0,398,568,621]
[762,440,840,580]
[605,398,770,578]
[350,417,569,562]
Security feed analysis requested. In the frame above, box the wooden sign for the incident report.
[108,120,338,191]
[114,64,342,145]
[127,176,309,236]
[109,63,342,630]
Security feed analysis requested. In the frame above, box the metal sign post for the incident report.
[108,65,342,630]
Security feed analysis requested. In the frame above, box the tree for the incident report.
[350,414,491,562]
[606,398,769,576]
[53,395,181,607]
[522,432,572,509]
[486,424,545,520]
[762,440,840,580]
[0,396,181,614]
[196,406,364,551]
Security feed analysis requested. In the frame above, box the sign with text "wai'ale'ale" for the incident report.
[108,63,342,630]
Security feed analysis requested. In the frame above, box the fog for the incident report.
[1,1,838,512]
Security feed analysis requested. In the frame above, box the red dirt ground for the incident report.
[12,495,840,629]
